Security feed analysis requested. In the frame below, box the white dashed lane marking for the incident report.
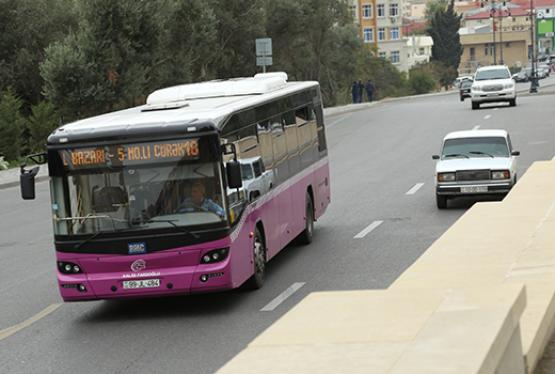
[484,114,492,120]
[406,183,424,195]
[473,125,481,130]
[354,220,384,239]
[260,283,306,312]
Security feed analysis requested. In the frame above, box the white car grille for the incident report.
[456,170,490,181]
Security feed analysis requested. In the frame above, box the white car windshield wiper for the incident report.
[469,151,494,158]
[444,153,469,158]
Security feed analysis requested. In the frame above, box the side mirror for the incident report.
[20,166,40,200]
[511,150,520,156]
[432,155,440,160]
[226,161,242,189]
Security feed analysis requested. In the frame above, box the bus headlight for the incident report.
[437,172,456,182]
[200,248,229,264]
[58,261,82,274]
[491,170,510,180]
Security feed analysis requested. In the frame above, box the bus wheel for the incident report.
[298,192,314,245]
[246,228,266,290]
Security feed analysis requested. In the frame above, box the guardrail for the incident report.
[217,157,555,374]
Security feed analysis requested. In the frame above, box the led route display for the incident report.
[60,139,200,170]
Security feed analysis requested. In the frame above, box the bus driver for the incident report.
[177,181,224,218]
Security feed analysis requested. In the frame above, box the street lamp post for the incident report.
[530,0,539,93]
[484,1,511,65]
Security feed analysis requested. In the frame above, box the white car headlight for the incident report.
[437,172,456,182]
[503,83,514,89]
[491,170,510,180]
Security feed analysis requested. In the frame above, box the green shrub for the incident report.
[0,90,24,161]
[28,101,60,153]
[408,69,437,94]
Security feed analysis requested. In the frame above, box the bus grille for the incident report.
[456,170,490,181]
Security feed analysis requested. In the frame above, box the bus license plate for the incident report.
[461,186,488,193]
[122,279,160,289]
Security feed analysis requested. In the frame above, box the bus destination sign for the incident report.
[60,139,200,170]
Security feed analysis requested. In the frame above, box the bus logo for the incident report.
[131,259,146,272]
[128,242,147,255]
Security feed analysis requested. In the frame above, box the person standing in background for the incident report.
[357,80,364,103]
[365,80,375,102]
[351,81,359,104]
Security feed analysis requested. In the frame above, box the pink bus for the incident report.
[20,73,330,301]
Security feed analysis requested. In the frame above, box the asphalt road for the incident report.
[2,90,555,374]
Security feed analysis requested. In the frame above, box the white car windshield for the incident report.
[442,137,509,158]
[475,69,510,81]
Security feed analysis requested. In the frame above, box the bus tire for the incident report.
[246,227,266,290]
[298,192,314,245]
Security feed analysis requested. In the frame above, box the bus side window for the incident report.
[271,115,288,184]
[315,105,327,153]
[284,110,300,176]
[257,120,274,172]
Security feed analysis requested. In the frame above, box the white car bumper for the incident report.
[471,88,516,103]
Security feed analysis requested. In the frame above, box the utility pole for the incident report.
[530,0,539,92]
[492,12,497,64]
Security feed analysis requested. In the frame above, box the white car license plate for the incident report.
[122,279,160,289]
[461,186,488,193]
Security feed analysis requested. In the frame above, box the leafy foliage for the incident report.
[0,90,24,160]
[28,102,60,153]
[409,67,437,94]
[427,0,462,85]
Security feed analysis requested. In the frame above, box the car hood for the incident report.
[436,157,511,173]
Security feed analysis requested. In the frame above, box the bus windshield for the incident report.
[50,139,227,236]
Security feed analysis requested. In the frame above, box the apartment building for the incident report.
[351,0,407,69]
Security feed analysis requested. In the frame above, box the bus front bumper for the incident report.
[57,261,234,301]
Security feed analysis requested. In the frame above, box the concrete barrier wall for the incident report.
[217,157,555,374]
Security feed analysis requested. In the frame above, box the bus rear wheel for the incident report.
[298,192,314,245]
[246,228,266,290]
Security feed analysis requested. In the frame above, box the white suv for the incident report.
[471,65,516,110]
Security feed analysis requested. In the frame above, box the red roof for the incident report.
[511,0,555,8]
[465,7,530,20]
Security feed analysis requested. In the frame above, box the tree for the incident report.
[156,0,218,86]
[211,0,266,78]
[41,0,162,120]
[267,0,360,106]
[0,0,77,112]
[28,102,60,153]
[0,90,24,161]
[425,0,448,20]
[427,0,462,88]
[428,0,462,69]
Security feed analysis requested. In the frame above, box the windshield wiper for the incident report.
[59,215,129,249]
[135,218,200,239]
[74,231,104,250]
[444,153,469,158]
[469,151,494,158]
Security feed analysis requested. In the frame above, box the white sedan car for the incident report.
[471,65,516,110]
[433,130,519,209]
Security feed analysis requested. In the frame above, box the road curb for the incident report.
[324,90,456,118]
